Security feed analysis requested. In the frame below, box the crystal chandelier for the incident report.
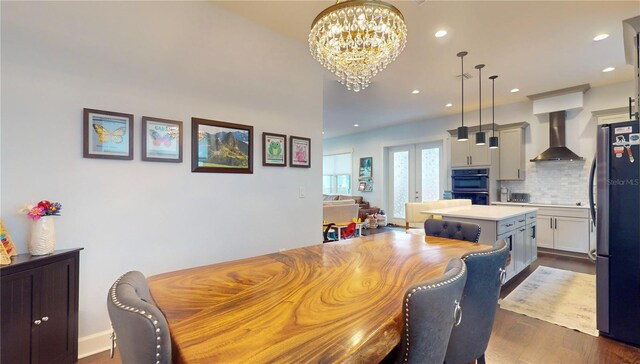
[309,0,407,92]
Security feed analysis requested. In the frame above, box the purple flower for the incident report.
[48,202,62,216]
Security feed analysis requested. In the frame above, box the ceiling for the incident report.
[217,1,639,138]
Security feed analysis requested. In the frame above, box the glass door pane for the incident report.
[388,146,415,225]
[417,141,443,202]
[393,151,409,219]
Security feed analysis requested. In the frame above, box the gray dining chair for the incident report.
[107,271,172,364]
[394,258,468,364]
[444,240,509,364]
[424,219,481,243]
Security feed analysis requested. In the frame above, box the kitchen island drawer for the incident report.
[498,217,518,234]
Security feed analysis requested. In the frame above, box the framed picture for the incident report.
[290,136,311,168]
[83,108,134,160]
[141,117,183,163]
[359,157,373,179]
[262,132,287,167]
[191,118,253,173]
[360,178,373,192]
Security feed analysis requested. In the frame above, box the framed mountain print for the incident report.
[83,108,133,160]
[290,136,311,168]
[262,132,287,166]
[191,118,253,173]
[141,117,183,163]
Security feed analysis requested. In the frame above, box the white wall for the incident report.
[324,81,634,209]
[1,0,322,348]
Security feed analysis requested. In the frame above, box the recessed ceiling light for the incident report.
[445,103,453,107]
[602,67,615,73]
[322,131,325,134]
[412,89,420,94]
[435,30,447,38]
[510,88,520,93]
[353,124,359,127]
[593,34,609,41]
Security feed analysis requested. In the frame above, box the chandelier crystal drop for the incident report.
[309,0,408,92]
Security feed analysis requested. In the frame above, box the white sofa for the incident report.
[323,202,360,224]
[405,199,472,231]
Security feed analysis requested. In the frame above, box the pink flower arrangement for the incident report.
[21,200,62,220]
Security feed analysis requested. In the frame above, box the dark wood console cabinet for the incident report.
[1,248,82,364]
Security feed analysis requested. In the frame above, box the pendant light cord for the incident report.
[461,55,464,127]
[492,77,495,136]
[478,67,482,131]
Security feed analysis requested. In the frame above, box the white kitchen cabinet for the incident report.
[451,138,491,167]
[536,209,589,253]
[527,221,537,262]
[493,203,591,254]
[514,225,527,272]
[451,139,470,167]
[553,217,590,253]
[498,127,525,180]
[536,215,554,248]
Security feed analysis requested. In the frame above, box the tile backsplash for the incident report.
[499,160,591,206]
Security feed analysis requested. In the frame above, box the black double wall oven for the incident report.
[451,168,490,205]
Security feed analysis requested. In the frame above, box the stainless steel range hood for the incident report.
[530,111,584,161]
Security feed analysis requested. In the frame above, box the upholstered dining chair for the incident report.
[424,219,481,243]
[107,271,172,364]
[392,258,468,364]
[444,240,509,364]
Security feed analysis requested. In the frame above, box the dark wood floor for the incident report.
[79,251,640,364]
[488,252,640,364]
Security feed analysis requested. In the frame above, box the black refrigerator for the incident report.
[593,120,640,346]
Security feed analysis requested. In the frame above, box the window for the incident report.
[323,153,352,195]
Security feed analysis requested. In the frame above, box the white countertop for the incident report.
[491,202,590,210]
[421,205,538,221]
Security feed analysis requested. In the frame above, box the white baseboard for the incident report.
[78,329,112,359]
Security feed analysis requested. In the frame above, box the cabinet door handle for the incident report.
[470,156,473,165]
[42,316,49,322]
[532,225,536,239]
[555,218,558,229]
[550,217,553,229]
[34,319,42,325]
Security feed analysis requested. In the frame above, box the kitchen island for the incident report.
[421,204,538,281]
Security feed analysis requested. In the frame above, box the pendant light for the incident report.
[457,51,469,141]
[475,64,486,145]
[489,75,499,149]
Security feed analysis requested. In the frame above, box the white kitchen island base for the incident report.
[422,205,538,282]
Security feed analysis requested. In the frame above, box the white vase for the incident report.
[28,216,56,255]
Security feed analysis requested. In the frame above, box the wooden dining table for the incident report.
[147,231,485,364]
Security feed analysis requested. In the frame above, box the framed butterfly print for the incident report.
[290,136,311,168]
[83,108,133,160]
[262,132,287,167]
[141,117,183,163]
[191,118,253,174]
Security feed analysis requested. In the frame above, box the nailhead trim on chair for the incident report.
[462,240,508,260]
[109,273,163,364]
[402,263,467,363]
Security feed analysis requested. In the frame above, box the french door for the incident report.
[388,141,444,225]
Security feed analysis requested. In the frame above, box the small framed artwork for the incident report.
[192,118,253,173]
[360,178,373,192]
[290,136,311,168]
[141,117,183,163]
[359,157,373,179]
[83,108,134,160]
[262,132,287,167]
